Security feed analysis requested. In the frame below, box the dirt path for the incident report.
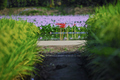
[34,51,89,80]
[37,40,86,53]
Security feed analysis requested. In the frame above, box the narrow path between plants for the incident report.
[34,50,89,80]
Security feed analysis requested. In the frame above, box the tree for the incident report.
[0,0,7,10]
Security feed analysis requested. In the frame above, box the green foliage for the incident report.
[61,0,117,7]
[26,0,39,7]
[6,0,118,8]
[0,17,42,80]
[7,0,39,7]
[20,10,42,16]
[39,25,86,34]
[84,1,120,80]
[87,2,120,49]
[0,0,7,10]
[38,24,87,40]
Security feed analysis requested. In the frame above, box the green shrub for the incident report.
[20,10,41,15]
[0,17,42,80]
[86,2,120,50]
[84,1,120,80]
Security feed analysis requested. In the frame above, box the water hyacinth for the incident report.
[64,37,67,40]
[0,15,89,40]
[78,27,80,30]
[40,27,42,29]
[78,36,80,39]
[0,15,89,28]
[70,38,72,39]
[40,37,42,39]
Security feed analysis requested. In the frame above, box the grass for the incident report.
[36,6,51,11]
[0,18,42,80]
[20,10,45,15]
[64,48,68,51]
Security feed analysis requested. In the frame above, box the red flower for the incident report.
[74,23,76,26]
[56,23,60,25]
[56,23,66,28]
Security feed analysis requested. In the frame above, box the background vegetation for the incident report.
[0,0,118,10]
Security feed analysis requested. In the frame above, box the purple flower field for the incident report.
[0,15,90,40]
[0,15,89,27]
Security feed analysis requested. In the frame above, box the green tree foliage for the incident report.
[25,0,39,7]
[7,0,39,7]
[6,0,119,8]
[61,0,117,7]
[0,0,7,10]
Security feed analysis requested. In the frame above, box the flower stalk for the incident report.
[67,27,69,40]
[56,23,66,40]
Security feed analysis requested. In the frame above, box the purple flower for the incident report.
[69,24,73,28]
[78,36,80,39]
[0,15,90,30]
[85,25,87,28]
[40,37,42,39]
[64,37,67,40]
[70,38,72,39]
[50,24,53,27]
[79,24,82,27]
[40,27,42,29]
